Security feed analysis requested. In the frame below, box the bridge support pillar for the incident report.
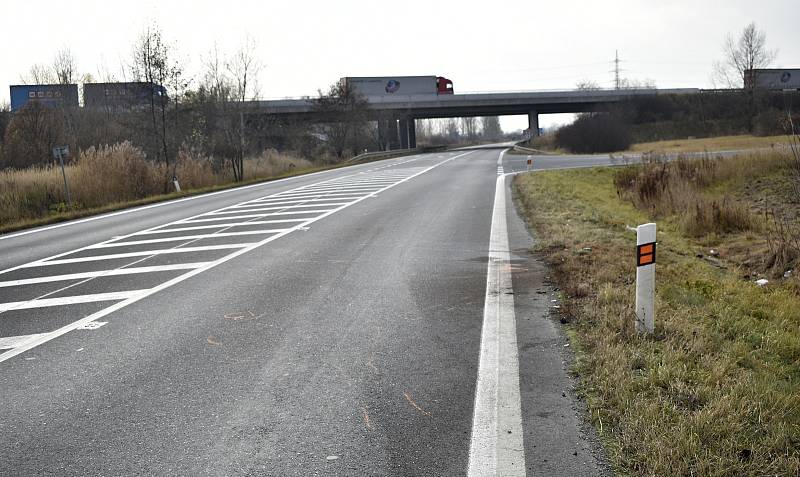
[387,119,401,150]
[528,111,540,137]
[378,119,391,151]
[399,118,410,149]
[377,118,415,151]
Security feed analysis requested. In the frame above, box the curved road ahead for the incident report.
[0,149,611,476]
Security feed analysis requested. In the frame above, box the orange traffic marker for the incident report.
[637,242,656,267]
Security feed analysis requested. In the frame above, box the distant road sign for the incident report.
[52,145,70,158]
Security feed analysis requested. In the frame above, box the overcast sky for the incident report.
[3,0,799,130]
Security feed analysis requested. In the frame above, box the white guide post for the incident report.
[635,223,656,334]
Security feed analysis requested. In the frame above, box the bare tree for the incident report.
[575,79,601,91]
[20,64,56,84]
[314,80,369,159]
[618,78,657,90]
[2,102,66,168]
[460,117,478,139]
[203,44,233,103]
[445,118,460,139]
[225,36,262,181]
[481,116,503,141]
[415,118,434,142]
[227,36,262,103]
[53,48,78,84]
[130,25,183,192]
[713,22,777,88]
[19,49,78,85]
[96,55,120,83]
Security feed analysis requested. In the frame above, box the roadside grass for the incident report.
[628,134,790,154]
[512,153,800,476]
[518,134,790,157]
[0,143,347,234]
[0,142,411,235]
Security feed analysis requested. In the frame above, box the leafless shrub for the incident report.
[681,197,755,237]
[2,102,67,168]
[555,113,632,153]
[785,107,800,202]
[614,154,758,236]
[764,209,800,277]
[0,142,314,227]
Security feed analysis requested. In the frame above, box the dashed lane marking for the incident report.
[0,263,210,287]
[0,290,149,313]
[85,229,291,249]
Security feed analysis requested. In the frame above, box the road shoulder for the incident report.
[505,175,612,476]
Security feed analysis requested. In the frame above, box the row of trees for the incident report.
[1,25,506,181]
[416,117,504,143]
[1,27,280,190]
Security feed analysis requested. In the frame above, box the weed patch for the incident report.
[513,162,800,476]
[0,142,312,230]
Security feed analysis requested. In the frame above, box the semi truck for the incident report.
[9,84,79,112]
[342,76,454,97]
[744,69,800,90]
[84,82,168,111]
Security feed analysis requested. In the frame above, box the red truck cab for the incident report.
[436,77,454,94]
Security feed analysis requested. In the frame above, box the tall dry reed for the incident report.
[0,142,315,227]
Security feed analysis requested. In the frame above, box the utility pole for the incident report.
[614,50,620,90]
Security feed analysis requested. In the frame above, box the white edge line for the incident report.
[0,151,473,363]
[467,150,525,476]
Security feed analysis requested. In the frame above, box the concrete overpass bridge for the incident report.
[246,88,700,149]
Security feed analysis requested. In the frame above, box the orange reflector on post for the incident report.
[637,242,656,267]
[527,159,532,165]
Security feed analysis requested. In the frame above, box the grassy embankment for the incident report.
[522,134,791,156]
[628,134,792,154]
[513,150,800,475]
[0,142,346,234]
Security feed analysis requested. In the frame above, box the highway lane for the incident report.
[0,155,458,272]
[0,149,607,475]
[503,151,631,173]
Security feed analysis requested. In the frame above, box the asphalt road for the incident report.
[0,149,610,476]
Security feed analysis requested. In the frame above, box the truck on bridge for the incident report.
[9,84,79,112]
[84,82,168,111]
[744,69,800,90]
[343,76,454,97]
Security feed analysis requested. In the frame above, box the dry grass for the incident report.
[613,152,791,238]
[629,134,791,154]
[512,156,800,476]
[0,142,313,228]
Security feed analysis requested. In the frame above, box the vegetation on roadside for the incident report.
[523,133,792,157]
[0,142,312,231]
[555,113,632,153]
[512,150,800,476]
[628,134,791,154]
